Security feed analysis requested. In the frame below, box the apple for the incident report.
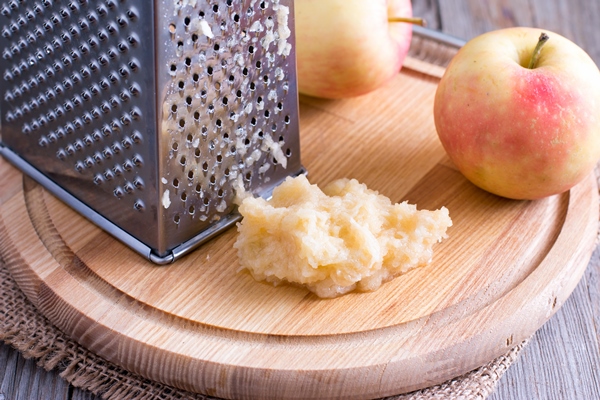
[433,27,600,200]
[294,0,416,99]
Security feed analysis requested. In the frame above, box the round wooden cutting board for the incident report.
[1,62,598,400]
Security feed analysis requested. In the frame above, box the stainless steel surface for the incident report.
[0,0,303,262]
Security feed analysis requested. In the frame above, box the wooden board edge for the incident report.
[0,171,597,400]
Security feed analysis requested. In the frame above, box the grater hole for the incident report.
[89,36,100,48]
[186,133,193,142]
[97,5,108,17]
[98,29,109,42]
[173,178,179,187]
[129,83,141,96]
[189,205,195,214]
[172,141,178,150]
[131,131,142,143]
[186,96,192,105]
[179,119,185,128]
[174,215,180,224]
[126,9,137,20]
[179,156,186,165]
[194,148,200,157]
[188,170,194,179]
[195,184,201,193]
[198,11,205,17]
[212,4,219,13]
[193,111,200,120]
[202,161,208,172]
[107,22,118,36]
[191,33,198,42]
[203,197,209,205]
[168,23,176,34]
[218,188,224,197]
[286,148,292,157]
[184,16,190,26]
[128,59,139,71]
[181,192,187,201]
[118,91,131,102]
[127,34,138,46]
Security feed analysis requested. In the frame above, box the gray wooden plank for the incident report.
[489,254,600,400]
[1,342,71,400]
[531,0,600,64]
[436,0,535,41]
[411,0,441,31]
[586,237,600,351]
[70,388,98,400]
[433,0,600,65]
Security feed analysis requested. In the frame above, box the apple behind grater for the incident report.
[0,0,304,264]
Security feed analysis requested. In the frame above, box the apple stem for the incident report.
[528,32,550,69]
[388,17,426,27]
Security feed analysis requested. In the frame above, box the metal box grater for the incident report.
[0,0,304,264]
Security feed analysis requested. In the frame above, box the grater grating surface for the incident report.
[0,0,303,263]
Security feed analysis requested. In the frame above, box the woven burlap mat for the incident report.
[0,256,525,400]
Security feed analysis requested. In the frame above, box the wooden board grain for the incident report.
[0,61,598,400]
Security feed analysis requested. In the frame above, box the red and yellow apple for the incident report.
[434,27,600,200]
[295,0,415,99]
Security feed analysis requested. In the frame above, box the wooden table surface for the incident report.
[2,1,600,399]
